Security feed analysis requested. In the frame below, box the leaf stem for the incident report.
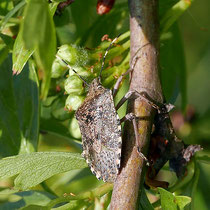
[0,15,21,24]
[47,183,113,208]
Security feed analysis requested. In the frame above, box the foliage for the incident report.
[0,0,210,209]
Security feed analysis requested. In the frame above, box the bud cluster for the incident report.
[50,32,130,115]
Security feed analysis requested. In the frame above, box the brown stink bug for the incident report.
[57,35,148,182]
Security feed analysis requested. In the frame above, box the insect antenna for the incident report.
[98,33,122,82]
[56,55,90,87]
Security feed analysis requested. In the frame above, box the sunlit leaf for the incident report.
[160,0,193,33]
[22,0,56,99]
[175,196,192,210]
[0,152,87,190]
[12,31,33,74]
[0,0,25,31]
[158,187,191,210]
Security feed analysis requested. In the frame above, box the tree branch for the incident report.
[110,0,163,209]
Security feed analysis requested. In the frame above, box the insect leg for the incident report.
[112,68,133,97]
[113,43,150,97]
[115,90,137,110]
[120,113,148,164]
[115,90,158,111]
[115,90,172,113]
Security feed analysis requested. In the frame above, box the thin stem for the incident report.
[47,183,113,208]
[0,15,21,24]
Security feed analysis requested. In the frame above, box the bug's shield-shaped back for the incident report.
[75,81,122,182]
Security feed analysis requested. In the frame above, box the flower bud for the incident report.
[69,117,81,139]
[69,66,92,78]
[65,94,85,111]
[51,58,67,78]
[57,44,88,67]
[64,75,84,95]
[57,44,78,66]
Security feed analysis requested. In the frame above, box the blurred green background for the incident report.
[178,0,210,209]
[179,0,210,210]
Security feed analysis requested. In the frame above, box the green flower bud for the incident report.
[69,117,81,139]
[69,66,92,78]
[65,94,85,111]
[57,44,88,67]
[51,58,67,78]
[57,44,78,66]
[64,75,84,95]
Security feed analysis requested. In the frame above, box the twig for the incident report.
[110,0,163,209]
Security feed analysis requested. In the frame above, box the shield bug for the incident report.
[57,35,148,182]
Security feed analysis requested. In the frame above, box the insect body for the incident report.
[57,36,201,184]
[75,78,122,182]
[57,35,147,182]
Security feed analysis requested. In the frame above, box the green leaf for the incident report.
[190,165,200,209]
[0,56,39,156]
[51,0,71,2]
[0,0,13,16]
[19,190,55,206]
[0,33,14,64]
[139,189,154,210]
[197,155,210,164]
[51,95,70,121]
[76,2,129,47]
[0,190,55,209]
[160,24,187,109]
[169,160,195,193]
[12,31,34,74]
[40,117,82,151]
[0,45,10,65]
[20,205,49,210]
[159,0,178,19]
[159,188,177,210]
[0,33,14,48]
[0,55,21,157]
[22,0,56,99]
[0,152,87,190]
[175,196,192,210]
[0,0,26,31]
[160,0,193,33]
[13,60,39,153]
[50,200,88,210]
[158,188,191,210]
